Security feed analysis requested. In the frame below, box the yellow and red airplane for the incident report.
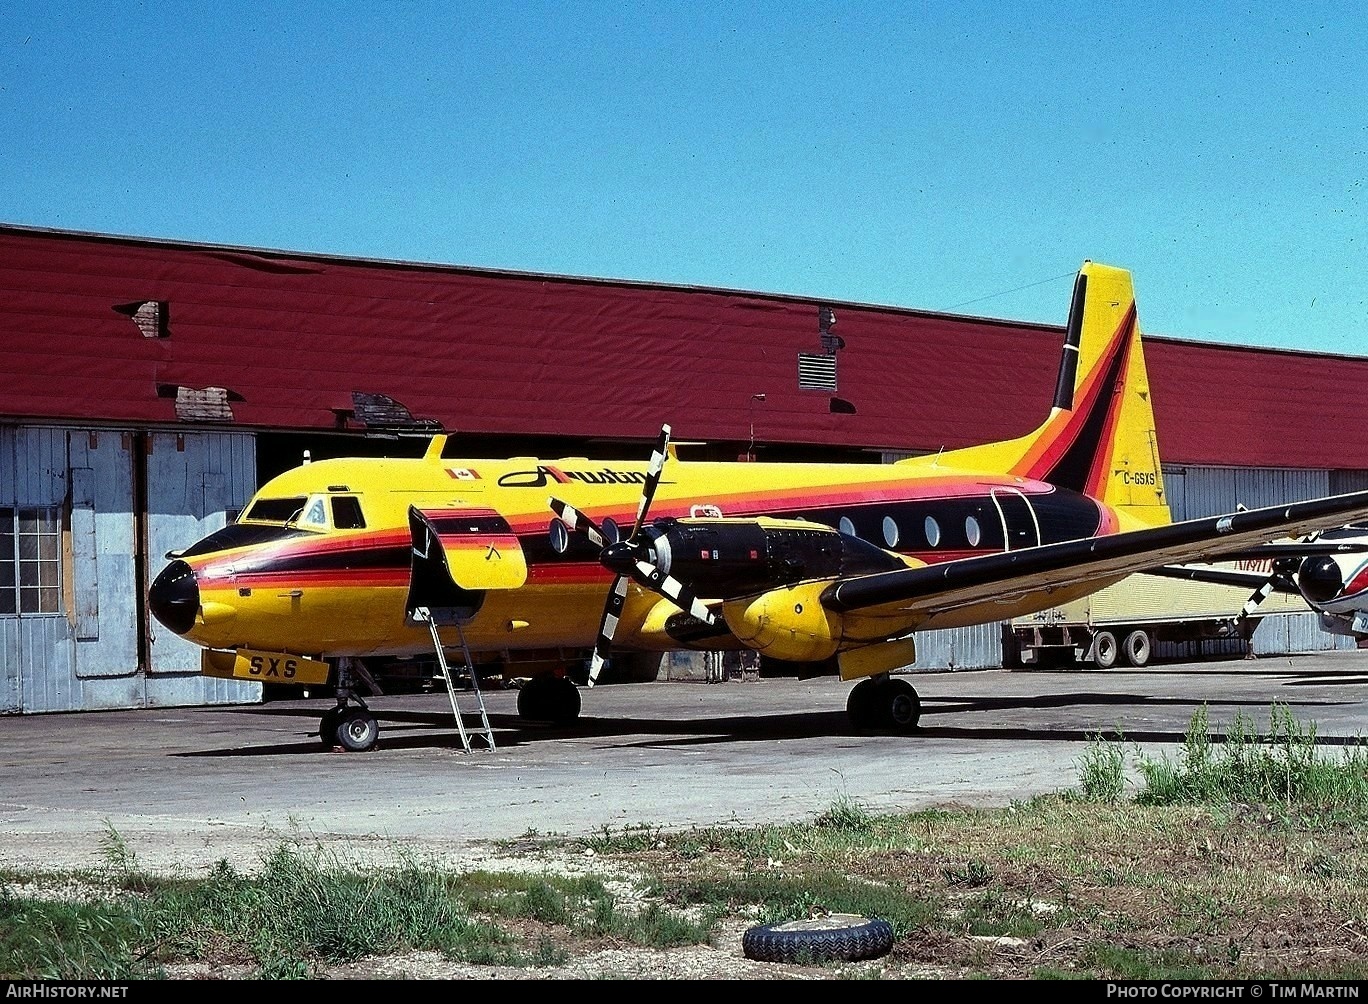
[148,261,1368,751]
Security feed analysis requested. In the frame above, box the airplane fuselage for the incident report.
[151,447,1139,663]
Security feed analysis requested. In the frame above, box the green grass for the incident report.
[1134,703,1368,814]
[9,702,1368,980]
[1068,702,1368,818]
[0,839,711,979]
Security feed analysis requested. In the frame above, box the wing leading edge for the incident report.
[820,490,1368,621]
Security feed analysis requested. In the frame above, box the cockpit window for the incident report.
[331,496,366,530]
[244,497,308,524]
[299,496,329,529]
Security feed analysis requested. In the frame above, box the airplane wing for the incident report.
[1195,540,1368,561]
[1144,563,1300,594]
[820,489,1368,620]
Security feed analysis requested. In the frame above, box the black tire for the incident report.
[846,678,920,733]
[742,914,894,964]
[1122,629,1152,668]
[336,709,379,752]
[546,677,581,725]
[517,677,582,724]
[885,678,921,732]
[516,680,545,721]
[1092,630,1119,669]
[846,679,880,731]
[318,706,344,749]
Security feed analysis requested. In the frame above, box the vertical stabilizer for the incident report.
[1012,261,1169,525]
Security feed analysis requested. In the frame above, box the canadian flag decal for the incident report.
[446,467,481,481]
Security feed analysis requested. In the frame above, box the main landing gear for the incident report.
[318,657,382,752]
[846,674,922,733]
[516,674,582,725]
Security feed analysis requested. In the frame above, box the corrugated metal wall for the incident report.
[1,427,75,713]
[144,430,261,706]
[1164,463,1360,654]
[1162,465,1332,521]
[0,425,261,714]
[905,622,1002,671]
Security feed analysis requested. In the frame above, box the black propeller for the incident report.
[548,424,716,686]
[1228,530,1355,626]
[1234,555,1302,627]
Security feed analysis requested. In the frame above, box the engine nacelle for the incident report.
[723,581,844,662]
[642,516,903,600]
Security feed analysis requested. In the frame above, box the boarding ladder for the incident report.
[415,607,495,752]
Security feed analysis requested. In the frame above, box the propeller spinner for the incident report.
[548,424,716,686]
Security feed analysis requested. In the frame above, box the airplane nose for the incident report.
[1299,556,1344,604]
[149,559,200,635]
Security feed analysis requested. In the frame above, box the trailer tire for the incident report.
[1122,629,1152,668]
[1092,630,1119,669]
[742,914,894,963]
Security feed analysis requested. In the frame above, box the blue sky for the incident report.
[3,2,1365,355]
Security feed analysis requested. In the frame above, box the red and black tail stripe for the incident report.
[1026,305,1135,495]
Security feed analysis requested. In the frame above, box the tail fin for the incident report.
[926,261,1171,527]
[1015,261,1169,525]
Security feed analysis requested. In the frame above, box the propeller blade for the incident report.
[1238,577,1280,622]
[628,424,671,541]
[549,497,609,550]
[632,559,716,625]
[1236,558,1300,625]
[588,574,630,687]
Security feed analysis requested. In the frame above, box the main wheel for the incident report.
[885,679,921,732]
[1122,629,1152,668]
[318,705,344,749]
[336,709,379,752]
[1092,630,1119,669]
[742,914,894,964]
[846,678,921,733]
[517,676,582,724]
[545,676,581,725]
[846,678,881,731]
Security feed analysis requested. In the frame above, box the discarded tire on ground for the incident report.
[741,913,894,964]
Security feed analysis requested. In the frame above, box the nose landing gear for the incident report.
[318,657,382,752]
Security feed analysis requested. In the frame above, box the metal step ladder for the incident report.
[416,607,495,752]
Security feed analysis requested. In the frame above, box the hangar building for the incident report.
[3,223,1367,714]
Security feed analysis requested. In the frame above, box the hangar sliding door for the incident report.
[145,431,257,674]
[67,430,143,709]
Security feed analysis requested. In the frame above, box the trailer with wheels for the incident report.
[1004,565,1312,669]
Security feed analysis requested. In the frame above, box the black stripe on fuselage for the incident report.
[200,489,1105,581]
[181,522,317,557]
[518,489,1104,566]
[231,543,413,577]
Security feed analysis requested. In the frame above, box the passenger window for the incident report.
[924,515,941,548]
[839,516,857,537]
[882,516,899,548]
[965,515,981,547]
[331,496,366,530]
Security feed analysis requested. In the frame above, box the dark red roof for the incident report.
[2,224,1365,469]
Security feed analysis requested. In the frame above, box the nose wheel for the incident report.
[317,658,381,752]
[318,703,380,751]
